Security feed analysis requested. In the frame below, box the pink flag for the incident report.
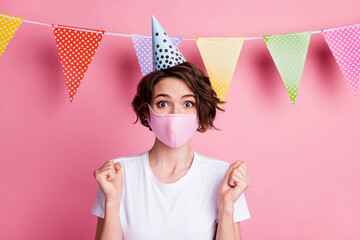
[321,23,360,96]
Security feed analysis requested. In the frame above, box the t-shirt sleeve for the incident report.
[233,192,251,222]
[215,192,251,223]
[91,185,106,219]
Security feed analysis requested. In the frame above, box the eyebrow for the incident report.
[153,94,196,100]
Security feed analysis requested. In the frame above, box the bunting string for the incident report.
[2,14,329,40]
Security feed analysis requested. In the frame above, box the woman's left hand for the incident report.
[218,160,251,212]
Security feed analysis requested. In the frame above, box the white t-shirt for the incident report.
[91,150,251,240]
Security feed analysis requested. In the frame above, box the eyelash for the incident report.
[156,101,195,108]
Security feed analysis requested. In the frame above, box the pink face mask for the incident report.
[145,104,199,148]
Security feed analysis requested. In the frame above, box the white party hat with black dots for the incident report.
[152,15,186,71]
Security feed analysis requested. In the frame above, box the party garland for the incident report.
[1,13,359,105]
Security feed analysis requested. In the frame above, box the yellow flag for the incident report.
[195,37,244,109]
[0,13,23,57]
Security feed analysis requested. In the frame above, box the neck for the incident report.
[148,138,194,173]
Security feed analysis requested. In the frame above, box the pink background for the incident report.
[1,0,359,239]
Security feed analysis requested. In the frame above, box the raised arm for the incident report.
[216,160,250,240]
[93,159,124,240]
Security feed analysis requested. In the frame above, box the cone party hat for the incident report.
[152,15,186,71]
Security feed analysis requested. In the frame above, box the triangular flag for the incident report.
[195,37,244,109]
[0,13,23,57]
[264,31,312,105]
[321,23,360,96]
[131,34,182,76]
[52,24,105,103]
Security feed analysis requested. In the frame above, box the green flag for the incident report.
[264,31,312,105]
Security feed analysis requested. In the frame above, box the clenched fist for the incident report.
[93,159,123,203]
[218,160,250,212]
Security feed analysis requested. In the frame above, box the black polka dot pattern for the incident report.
[152,26,186,71]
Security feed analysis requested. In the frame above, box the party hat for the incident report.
[152,15,186,71]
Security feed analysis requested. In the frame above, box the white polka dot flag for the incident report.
[131,34,182,76]
[264,31,312,105]
[321,23,360,96]
[195,37,245,109]
[0,13,23,57]
[51,24,105,103]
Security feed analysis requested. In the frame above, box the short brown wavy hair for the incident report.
[131,61,225,132]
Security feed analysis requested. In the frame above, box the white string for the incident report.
[23,19,51,26]
[52,24,105,34]
[0,14,356,40]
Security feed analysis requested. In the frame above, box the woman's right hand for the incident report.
[93,159,123,204]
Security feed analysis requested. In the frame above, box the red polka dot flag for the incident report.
[52,24,105,103]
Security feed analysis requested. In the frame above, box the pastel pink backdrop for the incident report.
[1,0,359,239]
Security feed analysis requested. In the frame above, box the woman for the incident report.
[91,61,251,240]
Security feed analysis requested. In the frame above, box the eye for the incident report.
[184,101,194,108]
[157,101,168,108]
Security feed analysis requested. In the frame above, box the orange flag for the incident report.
[0,13,23,57]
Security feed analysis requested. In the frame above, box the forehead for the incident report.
[153,77,194,95]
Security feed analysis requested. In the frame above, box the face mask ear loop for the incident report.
[146,103,153,132]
